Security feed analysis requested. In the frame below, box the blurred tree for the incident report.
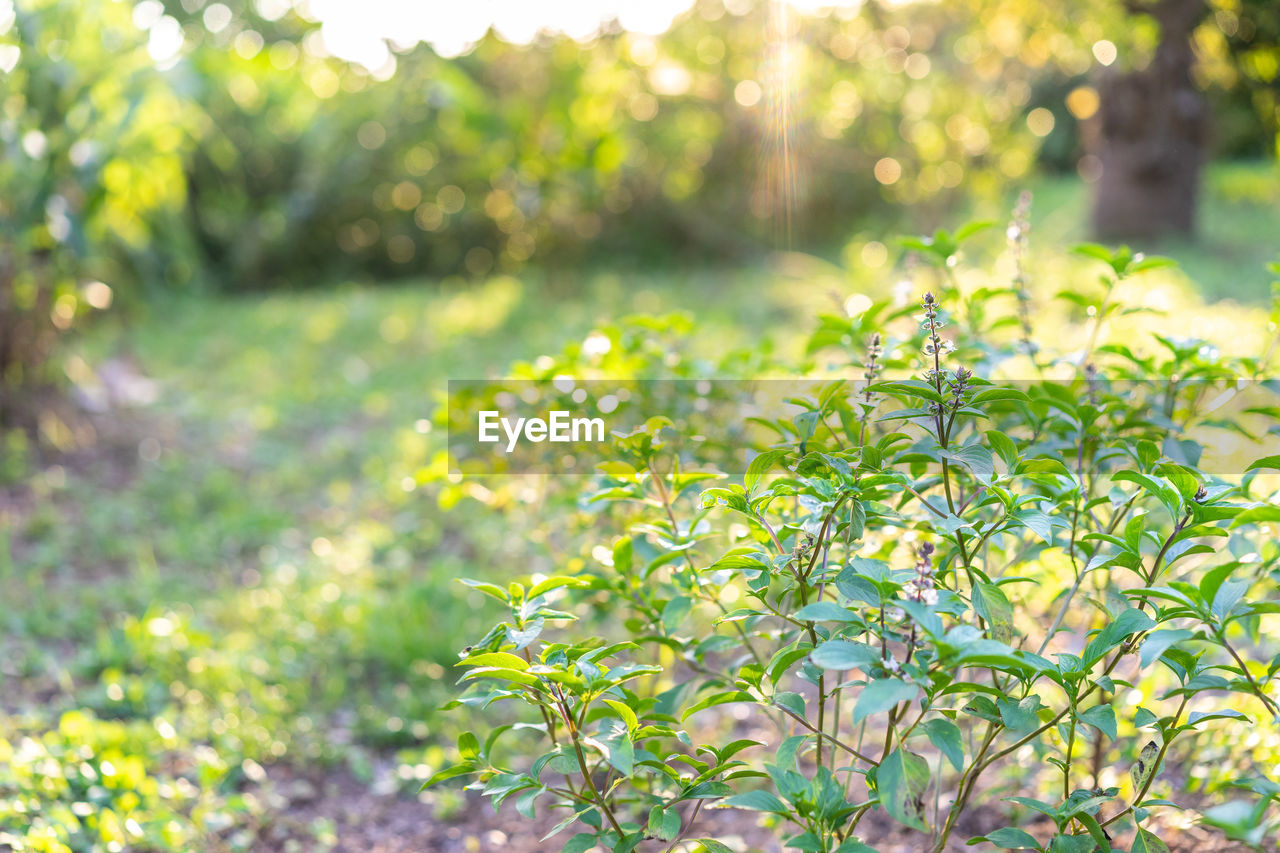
[0,0,190,425]
[1199,0,1280,159]
[158,0,1054,287]
[969,0,1277,239]
[1092,0,1210,238]
[1,0,1275,307]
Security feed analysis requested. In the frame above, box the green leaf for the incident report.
[997,696,1042,733]
[986,430,1020,470]
[970,387,1031,406]
[746,449,788,494]
[603,699,639,733]
[592,728,634,776]
[1073,812,1111,852]
[460,667,543,688]
[682,690,755,720]
[784,832,824,851]
[647,806,681,842]
[794,601,858,622]
[811,640,880,671]
[723,789,788,813]
[693,841,737,853]
[922,718,964,772]
[662,596,694,632]
[528,574,589,598]
[1130,828,1170,853]
[871,379,948,404]
[459,651,529,671]
[1232,505,1280,525]
[973,582,1016,643]
[963,695,1002,724]
[1245,455,1280,472]
[833,842,879,853]
[1005,796,1059,818]
[972,827,1042,849]
[681,782,733,800]
[1212,581,1250,623]
[1186,709,1248,726]
[1079,705,1117,742]
[943,445,995,483]
[420,762,475,789]
[774,691,806,718]
[612,537,633,574]
[614,831,644,853]
[1139,629,1193,668]
[562,833,598,853]
[1048,834,1096,853]
[876,748,930,830]
[1129,255,1176,273]
[1113,471,1181,521]
[955,219,996,241]
[458,578,510,603]
[853,678,919,724]
[1082,608,1155,665]
[1013,508,1058,545]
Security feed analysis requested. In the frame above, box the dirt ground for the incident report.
[251,762,1258,853]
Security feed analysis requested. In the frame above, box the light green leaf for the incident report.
[811,640,880,671]
[794,601,858,622]
[746,449,788,494]
[853,678,919,724]
[723,789,788,813]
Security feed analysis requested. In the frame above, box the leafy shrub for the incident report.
[435,231,1280,852]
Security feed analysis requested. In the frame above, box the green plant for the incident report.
[436,232,1280,852]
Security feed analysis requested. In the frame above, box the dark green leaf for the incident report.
[922,718,964,772]
[877,748,930,830]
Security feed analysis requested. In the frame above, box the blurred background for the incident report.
[1,1,1278,851]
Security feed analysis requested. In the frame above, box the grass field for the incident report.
[2,163,1277,851]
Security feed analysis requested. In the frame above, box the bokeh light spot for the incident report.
[1092,39,1117,66]
[873,157,901,185]
[1026,107,1055,137]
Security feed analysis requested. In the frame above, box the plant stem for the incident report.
[1100,694,1189,829]
[663,799,704,853]
[1218,632,1280,717]
[555,691,627,839]
[774,703,879,766]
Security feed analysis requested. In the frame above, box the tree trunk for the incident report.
[1091,0,1210,240]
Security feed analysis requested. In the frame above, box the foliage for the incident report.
[4,232,1279,849]
[0,0,1267,298]
[166,0,1051,288]
[138,0,1280,287]
[0,0,190,421]
[438,229,1280,851]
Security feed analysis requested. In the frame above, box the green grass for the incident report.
[2,267,819,850]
